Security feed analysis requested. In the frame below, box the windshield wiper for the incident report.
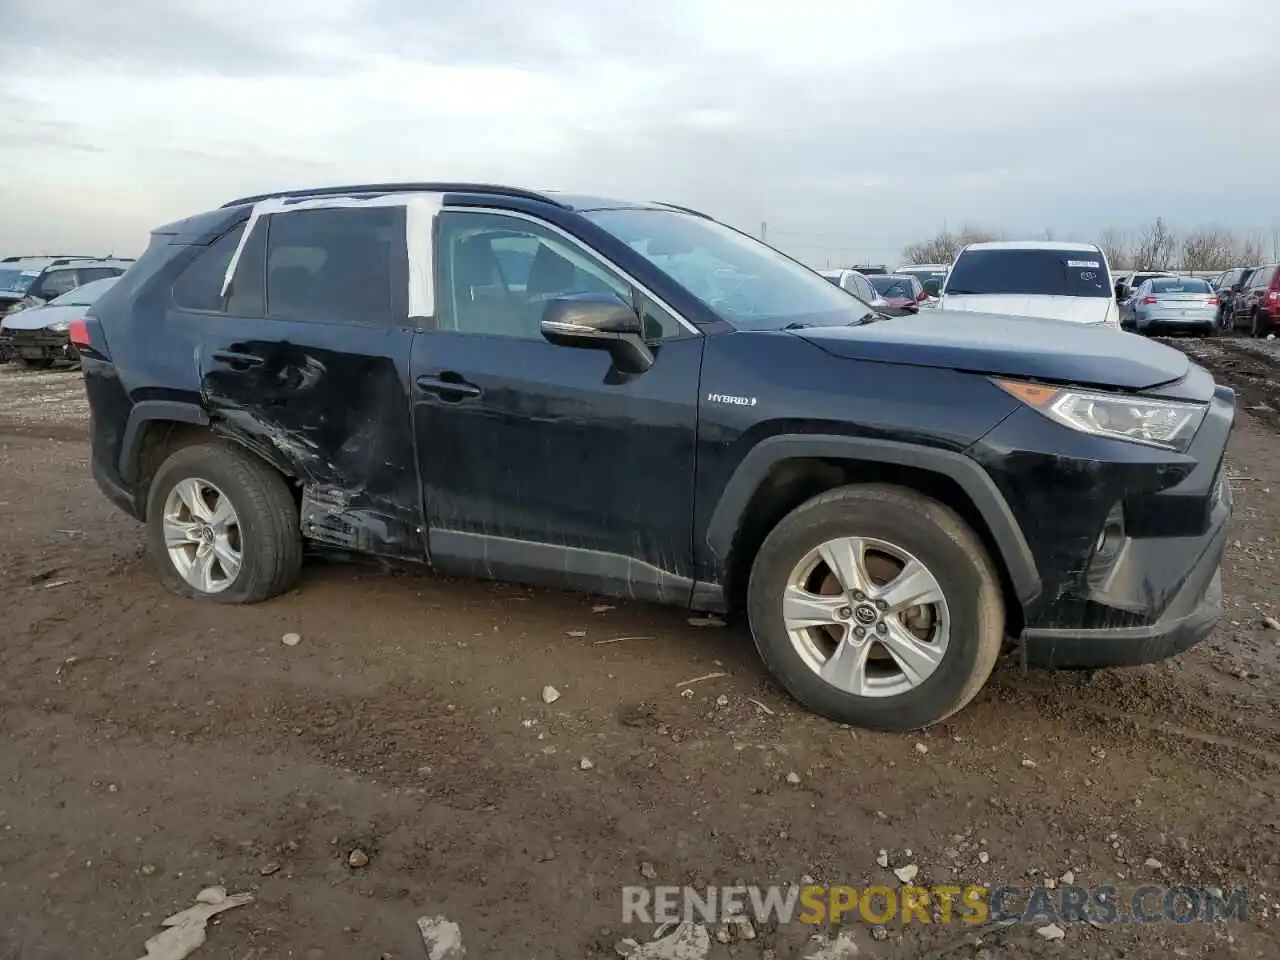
[782,321,809,330]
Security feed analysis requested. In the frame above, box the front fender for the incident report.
[703,433,1041,605]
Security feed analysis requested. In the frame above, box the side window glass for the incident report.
[37,270,78,299]
[265,206,403,325]
[172,222,246,312]
[77,267,122,284]
[435,210,685,341]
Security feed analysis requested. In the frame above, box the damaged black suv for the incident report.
[79,183,1234,730]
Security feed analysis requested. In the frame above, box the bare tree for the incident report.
[1098,227,1131,270]
[1132,217,1177,271]
[1237,233,1266,265]
[1180,227,1238,272]
[901,224,1001,264]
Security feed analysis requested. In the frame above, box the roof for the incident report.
[218,182,710,217]
[895,263,950,270]
[961,240,1101,253]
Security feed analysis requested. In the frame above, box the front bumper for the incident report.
[0,328,78,362]
[1020,483,1229,668]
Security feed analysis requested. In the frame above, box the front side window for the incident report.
[946,249,1110,298]
[76,267,123,284]
[434,210,685,341]
[264,206,402,325]
[583,207,875,331]
[846,273,877,302]
[49,276,119,307]
[0,269,37,296]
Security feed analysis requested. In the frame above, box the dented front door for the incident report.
[190,203,426,560]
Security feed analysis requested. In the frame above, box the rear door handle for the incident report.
[212,350,264,367]
[416,374,483,401]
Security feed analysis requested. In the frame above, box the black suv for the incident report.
[79,183,1234,731]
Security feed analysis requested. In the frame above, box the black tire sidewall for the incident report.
[145,445,278,604]
[747,491,996,729]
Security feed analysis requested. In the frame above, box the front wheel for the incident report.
[145,441,302,603]
[1252,310,1270,339]
[746,484,1005,731]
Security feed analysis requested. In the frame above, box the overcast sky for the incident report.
[2,0,1277,266]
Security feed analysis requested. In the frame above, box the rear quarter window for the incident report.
[946,249,1110,298]
[171,222,247,312]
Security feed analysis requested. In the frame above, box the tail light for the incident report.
[1207,296,1220,305]
[1269,291,1279,301]
[68,318,89,347]
[1141,296,1158,305]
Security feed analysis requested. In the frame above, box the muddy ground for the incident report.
[0,339,1277,960]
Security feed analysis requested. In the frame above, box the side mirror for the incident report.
[922,280,941,297]
[540,293,655,374]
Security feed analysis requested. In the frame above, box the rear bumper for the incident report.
[1020,477,1229,668]
[1136,313,1217,333]
[92,453,138,519]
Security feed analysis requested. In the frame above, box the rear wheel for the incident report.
[19,357,55,369]
[145,442,302,604]
[746,484,1005,731]
[1252,309,1269,338]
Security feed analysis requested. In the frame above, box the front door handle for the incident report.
[417,374,483,401]
[212,350,264,367]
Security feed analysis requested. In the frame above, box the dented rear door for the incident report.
[187,203,426,560]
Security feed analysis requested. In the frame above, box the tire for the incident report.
[19,357,55,369]
[145,441,302,604]
[1252,309,1269,339]
[746,483,1004,731]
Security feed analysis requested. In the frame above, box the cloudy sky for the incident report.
[1,0,1277,266]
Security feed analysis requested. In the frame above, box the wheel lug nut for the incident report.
[876,621,887,634]
[854,626,866,638]
[838,606,852,619]
[875,599,888,611]
[853,591,866,602]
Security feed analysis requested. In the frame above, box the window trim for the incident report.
[437,205,703,338]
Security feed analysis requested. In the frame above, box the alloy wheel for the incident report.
[162,477,243,594]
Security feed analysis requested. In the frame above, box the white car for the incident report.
[937,241,1120,328]
[817,269,892,312]
[0,276,119,368]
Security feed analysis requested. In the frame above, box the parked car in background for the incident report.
[1116,270,1175,303]
[937,241,1119,327]
[894,263,950,289]
[818,269,893,312]
[77,181,1233,731]
[1120,276,1220,336]
[849,263,888,275]
[866,273,926,314]
[1231,263,1280,337]
[0,276,120,367]
[0,257,133,317]
[1210,266,1255,330]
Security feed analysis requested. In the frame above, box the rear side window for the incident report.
[946,249,1110,298]
[77,267,123,284]
[264,206,403,325]
[172,222,246,312]
[1249,267,1274,289]
[36,269,78,298]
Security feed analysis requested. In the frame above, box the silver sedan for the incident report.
[1122,276,1220,335]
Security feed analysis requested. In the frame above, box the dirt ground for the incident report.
[0,340,1277,960]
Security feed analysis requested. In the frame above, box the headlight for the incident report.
[47,320,70,332]
[993,379,1206,452]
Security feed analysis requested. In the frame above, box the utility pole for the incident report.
[760,222,767,242]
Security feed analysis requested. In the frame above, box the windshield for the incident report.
[1149,278,1211,294]
[945,249,1110,298]
[0,269,38,296]
[48,276,120,306]
[581,208,876,330]
[869,276,914,298]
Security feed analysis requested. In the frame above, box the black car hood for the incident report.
[793,310,1189,390]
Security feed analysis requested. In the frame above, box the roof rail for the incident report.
[653,201,712,219]
[221,182,567,209]
[1,254,101,263]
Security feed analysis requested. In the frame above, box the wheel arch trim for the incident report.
[705,434,1041,605]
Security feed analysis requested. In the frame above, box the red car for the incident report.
[867,273,928,313]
